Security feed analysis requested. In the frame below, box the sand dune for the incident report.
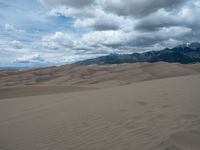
[0,74,200,150]
[0,62,200,99]
[0,63,200,150]
[0,62,199,88]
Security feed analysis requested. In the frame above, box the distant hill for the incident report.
[75,43,200,65]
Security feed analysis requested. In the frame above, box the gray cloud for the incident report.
[130,27,192,47]
[92,24,119,31]
[41,0,94,8]
[104,0,186,17]
[134,10,180,31]
[135,3,200,32]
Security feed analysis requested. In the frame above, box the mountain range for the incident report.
[75,42,200,65]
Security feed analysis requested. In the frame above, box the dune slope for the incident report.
[0,75,200,150]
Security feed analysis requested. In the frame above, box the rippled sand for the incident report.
[0,63,200,150]
[0,75,200,150]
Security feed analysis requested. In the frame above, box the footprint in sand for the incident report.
[137,101,149,106]
[120,109,128,113]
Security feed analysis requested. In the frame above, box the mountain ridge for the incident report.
[75,43,200,65]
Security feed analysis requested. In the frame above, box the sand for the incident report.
[0,62,200,150]
[0,62,199,88]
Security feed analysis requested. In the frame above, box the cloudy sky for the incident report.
[0,0,200,67]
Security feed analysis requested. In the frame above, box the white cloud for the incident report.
[81,30,129,46]
[15,54,45,64]
[0,40,24,50]
[48,6,94,18]
[10,40,24,49]
[41,32,74,50]
[5,24,25,33]
[5,24,15,32]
